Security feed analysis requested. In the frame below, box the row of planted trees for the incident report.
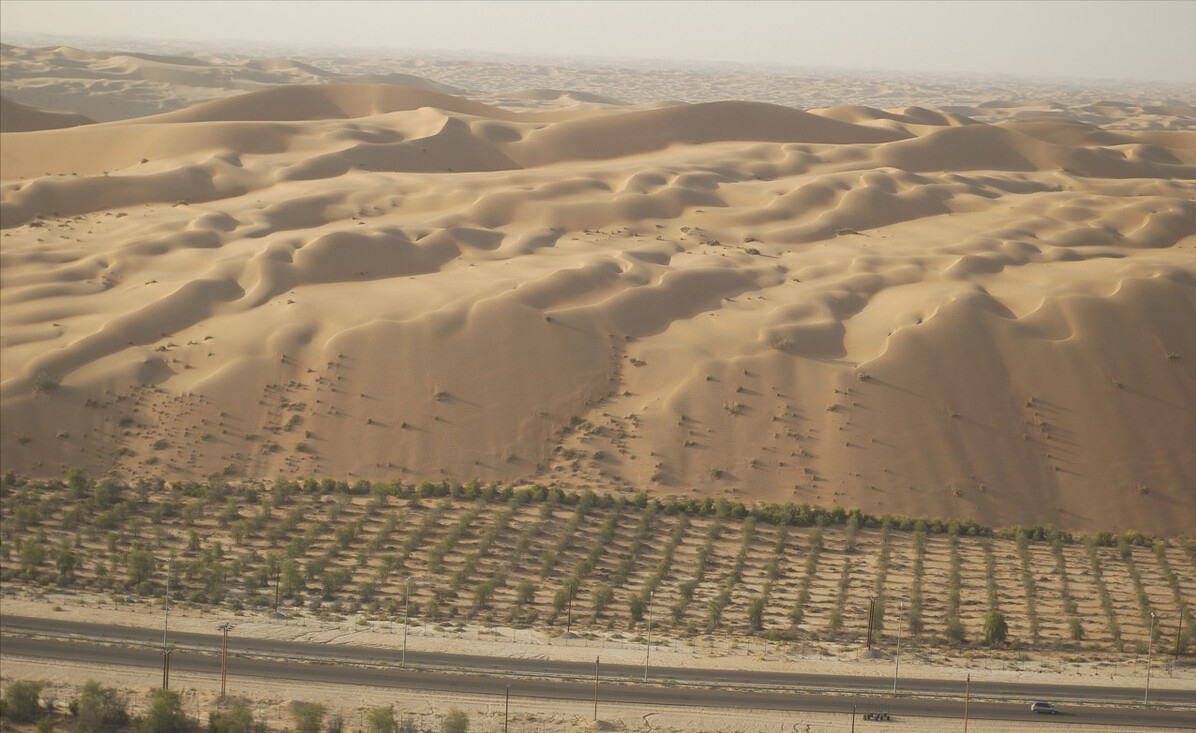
[1,678,470,733]
[3,470,1194,652]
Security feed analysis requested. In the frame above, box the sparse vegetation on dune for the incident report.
[0,470,1190,655]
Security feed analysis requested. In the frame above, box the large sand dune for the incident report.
[2,48,1195,535]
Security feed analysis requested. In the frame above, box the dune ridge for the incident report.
[2,55,1195,534]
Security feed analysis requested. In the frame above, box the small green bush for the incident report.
[2,679,45,723]
[983,610,1008,646]
[442,708,469,733]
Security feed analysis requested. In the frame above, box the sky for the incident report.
[2,0,1193,85]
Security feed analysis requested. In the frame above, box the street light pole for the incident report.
[645,590,654,682]
[1145,612,1156,704]
[893,600,903,696]
[402,576,411,668]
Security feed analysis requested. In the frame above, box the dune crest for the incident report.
[2,58,1195,534]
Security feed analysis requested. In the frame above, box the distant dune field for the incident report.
[2,45,1195,535]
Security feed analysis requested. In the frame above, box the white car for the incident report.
[1031,701,1059,714]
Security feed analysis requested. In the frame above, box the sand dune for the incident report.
[0,95,95,132]
[2,48,1195,535]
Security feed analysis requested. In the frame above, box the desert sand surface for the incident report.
[2,42,1196,536]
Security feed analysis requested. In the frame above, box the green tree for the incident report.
[56,550,78,585]
[366,705,397,733]
[19,541,46,577]
[75,679,129,732]
[135,689,189,733]
[628,593,645,624]
[208,699,265,733]
[591,584,613,617]
[2,679,45,723]
[747,596,765,631]
[441,708,469,733]
[280,558,304,597]
[983,610,1008,646]
[290,701,326,733]
[126,549,156,587]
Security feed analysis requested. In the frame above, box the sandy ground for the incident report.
[2,593,1193,733]
[3,43,1196,535]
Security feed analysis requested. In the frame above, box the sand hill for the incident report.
[2,48,1195,535]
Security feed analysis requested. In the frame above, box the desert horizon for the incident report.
[2,8,1195,730]
[2,40,1195,536]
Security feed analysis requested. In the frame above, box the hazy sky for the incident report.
[2,0,1193,84]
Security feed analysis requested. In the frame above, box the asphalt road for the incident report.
[2,615,1193,729]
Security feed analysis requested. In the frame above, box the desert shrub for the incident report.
[321,567,351,599]
[591,583,613,617]
[748,596,765,631]
[208,698,265,733]
[983,610,1008,646]
[290,701,326,733]
[126,548,156,587]
[19,540,46,577]
[366,705,397,733]
[441,708,469,733]
[628,593,645,624]
[845,514,860,553]
[1069,617,1084,641]
[32,371,59,393]
[3,679,45,723]
[135,689,189,733]
[75,679,129,732]
[946,617,966,645]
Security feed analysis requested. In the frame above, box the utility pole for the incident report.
[593,656,599,721]
[645,590,654,682]
[963,673,970,733]
[272,564,281,614]
[218,623,231,699]
[866,596,875,650]
[504,684,509,733]
[162,553,172,690]
[1145,612,1156,704]
[402,576,412,667]
[850,703,856,733]
[893,600,903,695]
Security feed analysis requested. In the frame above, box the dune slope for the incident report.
[2,80,1195,534]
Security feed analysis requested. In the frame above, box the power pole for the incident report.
[272,565,281,614]
[566,591,573,640]
[963,673,971,733]
[593,656,599,721]
[504,684,509,733]
[218,623,231,699]
[402,576,411,667]
[850,703,856,733]
[162,553,172,690]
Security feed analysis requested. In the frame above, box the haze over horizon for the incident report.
[2,0,1194,87]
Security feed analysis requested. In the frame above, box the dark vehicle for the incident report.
[1031,701,1059,714]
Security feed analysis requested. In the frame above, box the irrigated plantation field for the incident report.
[2,472,1194,657]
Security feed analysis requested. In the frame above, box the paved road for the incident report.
[3,615,1191,706]
[2,617,1193,729]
